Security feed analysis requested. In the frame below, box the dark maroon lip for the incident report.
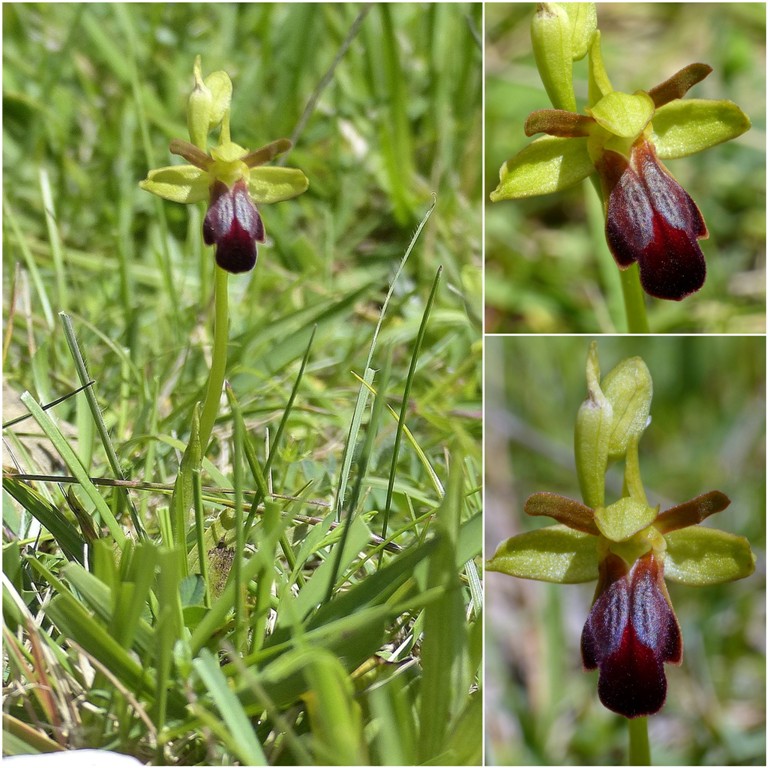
[581,552,682,719]
[203,179,265,274]
[601,140,708,301]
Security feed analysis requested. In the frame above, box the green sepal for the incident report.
[486,524,598,583]
[248,167,310,204]
[664,527,755,585]
[490,136,592,202]
[587,31,613,105]
[594,497,657,543]
[139,165,209,203]
[530,3,577,112]
[651,98,751,159]
[204,70,233,130]
[587,90,655,139]
[524,492,599,535]
[601,356,652,459]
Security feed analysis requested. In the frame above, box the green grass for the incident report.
[486,3,766,333]
[485,336,765,765]
[3,4,482,764]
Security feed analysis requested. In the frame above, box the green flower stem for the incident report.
[198,265,229,450]
[628,716,651,766]
[619,265,650,333]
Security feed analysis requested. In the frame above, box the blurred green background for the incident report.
[486,3,765,333]
[486,336,765,765]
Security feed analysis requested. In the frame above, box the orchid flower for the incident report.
[487,343,755,718]
[140,57,308,273]
[491,5,750,301]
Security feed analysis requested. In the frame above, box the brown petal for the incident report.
[648,63,713,108]
[654,490,731,533]
[524,492,599,535]
[524,109,595,138]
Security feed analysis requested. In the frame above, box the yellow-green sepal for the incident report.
[490,136,593,201]
[139,165,209,203]
[248,167,310,204]
[563,2,597,61]
[651,98,751,159]
[531,3,577,112]
[486,524,598,583]
[664,527,755,585]
[601,356,653,459]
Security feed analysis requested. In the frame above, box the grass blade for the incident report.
[418,447,469,763]
[194,648,267,766]
[19,392,126,548]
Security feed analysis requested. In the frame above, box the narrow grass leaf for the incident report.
[3,477,84,563]
[418,449,467,762]
[42,593,153,696]
[194,647,267,766]
[2,712,65,756]
[19,392,125,548]
[112,542,159,650]
[60,312,146,538]
[303,649,366,765]
[369,672,417,765]
[443,692,483,766]
[3,196,54,329]
[60,560,154,656]
[38,167,68,310]
[226,385,247,652]
[170,405,202,566]
[243,325,316,542]
[285,515,372,625]
[155,547,184,729]
[381,266,443,546]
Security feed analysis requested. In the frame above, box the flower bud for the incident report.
[187,56,214,149]
[187,56,233,150]
[574,342,612,509]
[531,3,577,112]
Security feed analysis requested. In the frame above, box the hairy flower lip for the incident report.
[203,179,265,273]
[582,551,682,719]
[600,139,708,300]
